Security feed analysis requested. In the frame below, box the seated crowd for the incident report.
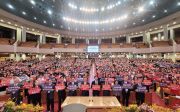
[0,57,179,112]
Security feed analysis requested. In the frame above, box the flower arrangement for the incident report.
[103,104,178,112]
[3,100,44,112]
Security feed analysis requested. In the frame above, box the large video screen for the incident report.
[87,46,99,52]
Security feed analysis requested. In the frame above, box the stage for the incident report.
[61,96,121,112]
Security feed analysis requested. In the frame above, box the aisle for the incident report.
[89,62,96,96]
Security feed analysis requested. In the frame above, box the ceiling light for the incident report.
[34,17,37,20]
[47,9,52,15]
[138,6,144,12]
[53,23,55,26]
[101,7,105,11]
[43,20,47,24]
[164,10,167,13]
[22,11,26,15]
[7,22,11,24]
[173,21,177,24]
[0,19,4,22]
[30,0,36,5]
[150,1,154,5]
[7,4,14,10]
[177,2,180,6]
[142,19,145,22]
[152,15,156,18]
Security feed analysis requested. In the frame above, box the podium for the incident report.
[62,97,121,109]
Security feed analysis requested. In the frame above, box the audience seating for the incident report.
[151,41,172,47]
[100,44,111,48]
[120,43,133,48]
[39,44,53,49]
[0,38,15,45]
[18,41,37,47]
[135,42,149,48]
[54,44,65,48]
[175,38,180,44]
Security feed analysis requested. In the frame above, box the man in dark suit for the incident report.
[43,79,55,112]
[135,78,147,106]
[91,76,101,96]
[81,78,89,96]
[67,77,78,96]
[122,76,133,106]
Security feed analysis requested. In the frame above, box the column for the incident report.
[42,34,46,44]
[16,28,22,41]
[15,54,21,61]
[98,39,101,44]
[21,27,26,42]
[112,37,116,44]
[146,32,151,43]
[158,33,161,41]
[86,39,89,44]
[126,36,131,43]
[170,29,175,40]
[72,38,75,44]
[163,25,168,40]
[57,35,61,44]
[143,32,147,43]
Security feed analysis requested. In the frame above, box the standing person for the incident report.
[28,81,41,106]
[43,79,55,112]
[102,78,111,96]
[23,81,32,104]
[122,76,132,106]
[135,78,147,106]
[112,80,122,102]
[81,78,90,96]
[7,81,21,105]
[56,77,66,112]
[67,77,78,96]
[92,76,101,96]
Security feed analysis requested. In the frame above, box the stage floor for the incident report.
[62,96,121,108]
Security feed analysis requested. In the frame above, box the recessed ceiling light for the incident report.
[34,17,37,20]
[177,2,180,6]
[164,9,167,13]
[43,20,47,24]
[142,19,145,22]
[0,19,4,22]
[150,1,154,5]
[22,11,26,15]
[152,15,156,18]
[47,9,52,15]
[7,4,14,9]
[30,0,36,5]
[133,22,136,25]
[53,24,55,26]
[173,21,177,24]
[138,6,144,12]
[7,22,11,24]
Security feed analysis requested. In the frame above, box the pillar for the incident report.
[57,35,61,44]
[16,28,22,41]
[86,39,89,44]
[143,32,147,43]
[126,36,131,43]
[42,34,46,44]
[170,29,175,40]
[163,25,168,40]
[15,54,21,61]
[146,32,151,43]
[98,39,101,44]
[9,54,16,60]
[112,37,116,44]
[21,27,26,42]
[72,38,75,44]
[158,33,161,41]
[21,54,26,60]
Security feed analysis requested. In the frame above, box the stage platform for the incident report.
[62,96,121,108]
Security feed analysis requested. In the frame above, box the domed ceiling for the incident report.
[0,0,180,34]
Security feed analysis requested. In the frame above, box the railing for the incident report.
[0,43,179,53]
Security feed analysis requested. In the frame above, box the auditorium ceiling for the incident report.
[0,0,180,34]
